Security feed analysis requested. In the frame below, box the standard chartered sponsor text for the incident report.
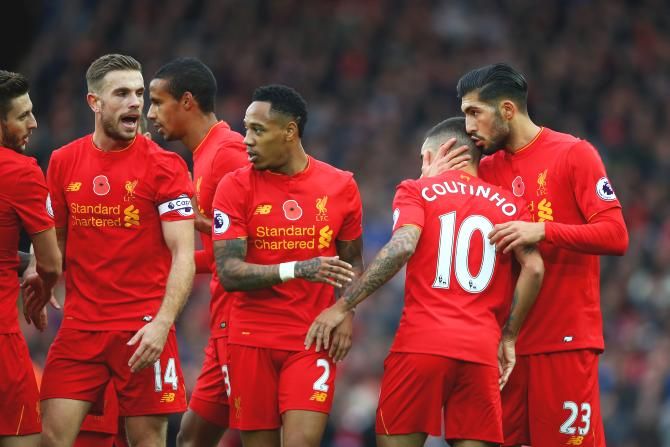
[255,225,317,250]
[70,202,123,227]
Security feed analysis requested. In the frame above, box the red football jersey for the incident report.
[0,147,53,333]
[192,121,247,337]
[479,127,622,355]
[211,157,363,351]
[47,134,194,331]
[390,170,529,367]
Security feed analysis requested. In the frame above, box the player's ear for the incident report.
[182,92,194,111]
[86,92,101,113]
[500,100,516,121]
[285,121,298,142]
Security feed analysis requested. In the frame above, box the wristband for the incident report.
[279,261,296,282]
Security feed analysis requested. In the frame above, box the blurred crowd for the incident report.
[13,0,670,445]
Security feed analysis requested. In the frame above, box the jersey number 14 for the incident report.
[433,212,496,293]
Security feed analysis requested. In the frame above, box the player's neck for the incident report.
[184,113,219,152]
[507,117,541,153]
[459,164,478,178]
[272,144,308,176]
[92,129,134,152]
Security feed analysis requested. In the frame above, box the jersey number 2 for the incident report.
[433,212,496,293]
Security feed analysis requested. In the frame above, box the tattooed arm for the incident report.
[305,226,421,350]
[214,238,356,292]
[498,243,544,389]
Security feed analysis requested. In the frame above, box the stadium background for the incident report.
[7,1,669,446]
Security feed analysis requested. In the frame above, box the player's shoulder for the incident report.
[541,127,586,152]
[141,136,187,167]
[50,134,91,161]
[310,157,355,183]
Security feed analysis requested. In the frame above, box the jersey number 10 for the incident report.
[433,212,496,293]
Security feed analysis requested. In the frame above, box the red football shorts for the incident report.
[41,329,187,416]
[0,333,41,435]
[502,349,605,446]
[375,352,503,444]
[189,336,230,428]
[227,344,336,430]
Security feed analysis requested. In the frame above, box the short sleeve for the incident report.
[15,161,53,235]
[337,176,363,241]
[391,180,425,232]
[567,141,622,221]
[211,172,249,241]
[211,138,248,185]
[154,154,195,221]
[46,151,68,229]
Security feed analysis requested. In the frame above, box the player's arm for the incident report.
[488,207,628,255]
[128,219,195,372]
[326,238,364,361]
[21,229,62,330]
[214,238,355,292]
[498,244,544,389]
[305,225,421,351]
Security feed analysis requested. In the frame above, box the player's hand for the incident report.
[305,299,350,353]
[127,319,170,373]
[21,273,61,330]
[498,335,516,390]
[329,310,354,362]
[421,138,471,178]
[488,221,545,254]
[295,256,355,288]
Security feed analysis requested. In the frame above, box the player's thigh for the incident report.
[239,430,281,447]
[0,434,40,447]
[125,415,167,446]
[501,354,530,447]
[41,398,92,446]
[176,409,226,447]
[375,352,450,437]
[108,331,186,417]
[445,361,503,445]
[376,433,427,447]
[281,410,329,447]
[529,350,604,447]
[278,350,336,416]
[227,344,282,431]
[0,334,41,437]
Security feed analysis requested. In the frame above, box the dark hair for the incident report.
[0,70,29,120]
[86,54,142,93]
[153,57,217,113]
[456,63,528,112]
[424,117,480,163]
[252,84,308,136]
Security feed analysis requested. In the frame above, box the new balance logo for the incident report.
[309,391,328,402]
[255,204,272,215]
[566,436,584,445]
[66,182,82,192]
[159,392,175,403]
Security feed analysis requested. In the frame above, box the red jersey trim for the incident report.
[27,225,54,236]
[90,135,136,153]
[512,127,544,155]
[193,121,225,155]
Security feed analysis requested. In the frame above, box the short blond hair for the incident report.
[86,54,141,93]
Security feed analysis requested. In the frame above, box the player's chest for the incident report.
[193,163,215,217]
[497,157,569,223]
[61,160,156,227]
[246,187,344,251]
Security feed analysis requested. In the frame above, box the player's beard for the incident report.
[480,110,510,156]
[0,120,23,153]
[100,104,135,142]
